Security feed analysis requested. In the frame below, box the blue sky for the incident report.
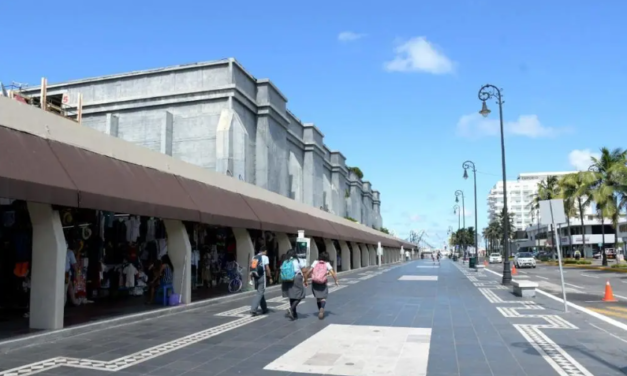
[4,1,627,246]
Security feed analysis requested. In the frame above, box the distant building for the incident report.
[487,171,576,231]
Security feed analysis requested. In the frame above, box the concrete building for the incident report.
[18,59,382,229]
[487,171,576,231]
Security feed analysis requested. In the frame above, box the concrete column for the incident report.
[232,227,255,288]
[105,114,119,137]
[351,242,362,269]
[367,245,375,265]
[163,220,192,304]
[324,238,338,270]
[339,240,351,271]
[309,238,319,265]
[276,232,292,259]
[360,244,369,267]
[160,111,174,156]
[28,203,66,330]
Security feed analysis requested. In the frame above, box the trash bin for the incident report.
[469,257,476,268]
[453,255,458,262]
[421,254,424,259]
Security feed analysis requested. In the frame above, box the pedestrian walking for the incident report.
[431,253,435,265]
[437,250,441,265]
[280,249,307,320]
[250,246,272,316]
[307,251,338,320]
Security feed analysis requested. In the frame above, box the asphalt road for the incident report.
[484,261,627,323]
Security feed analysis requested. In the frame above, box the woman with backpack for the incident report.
[280,249,307,320]
[308,251,338,320]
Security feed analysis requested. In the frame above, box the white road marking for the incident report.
[537,276,549,280]
[565,283,584,289]
[484,267,627,333]
[613,294,627,300]
[581,274,599,279]
[589,323,627,344]
[264,324,431,375]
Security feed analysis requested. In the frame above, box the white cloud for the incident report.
[384,36,454,74]
[338,31,366,42]
[568,149,600,171]
[456,113,570,139]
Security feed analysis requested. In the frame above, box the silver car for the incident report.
[514,252,536,268]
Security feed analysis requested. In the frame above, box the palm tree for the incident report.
[559,172,595,257]
[587,147,627,266]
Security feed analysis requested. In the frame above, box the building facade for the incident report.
[19,59,382,229]
[487,171,576,231]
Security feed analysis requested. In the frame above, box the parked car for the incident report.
[514,252,537,268]
[489,253,503,263]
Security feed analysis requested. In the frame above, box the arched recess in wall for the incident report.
[216,109,248,181]
[288,151,303,202]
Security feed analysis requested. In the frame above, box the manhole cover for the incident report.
[345,363,355,366]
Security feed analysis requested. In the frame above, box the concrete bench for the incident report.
[512,280,538,298]
[473,265,485,272]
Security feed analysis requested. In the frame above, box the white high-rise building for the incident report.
[487,171,576,231]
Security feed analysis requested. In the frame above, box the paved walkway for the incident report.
[1,260,627,375]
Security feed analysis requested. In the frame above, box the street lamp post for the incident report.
[463,161,479,265]
[455,190,466,228]
[478,84,512,285]
[453,204,461,258]
[453,204,461,232]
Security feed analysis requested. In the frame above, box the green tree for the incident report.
[587,147,627,266]
[559,172,595,256]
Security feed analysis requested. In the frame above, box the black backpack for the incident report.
[250,255,264,278]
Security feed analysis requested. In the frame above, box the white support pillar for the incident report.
[276,232,292,260]
[310,238,320,265]
[339,240,351,271]
[351,242,362,269]
[232,227,254,288]
[324,238,338,270]
[163,220,192,304]
[28,203,66,330]
[368,244,376,266]
[360,244,369,267]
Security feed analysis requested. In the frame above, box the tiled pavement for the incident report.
[1,261,627,375]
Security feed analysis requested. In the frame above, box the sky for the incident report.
[3,0,627,247]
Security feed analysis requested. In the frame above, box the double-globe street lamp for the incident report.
[463,161,479,266]
[478,84,512,285]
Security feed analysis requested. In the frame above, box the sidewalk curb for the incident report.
[0,261,407,354]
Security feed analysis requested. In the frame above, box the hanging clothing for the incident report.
[191,249,200,268]
[157,239,168,260]
[146,218,156,242]
[125,216,140,243]
[123,263,138,288]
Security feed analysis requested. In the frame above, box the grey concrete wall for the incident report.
[21,58,384,229]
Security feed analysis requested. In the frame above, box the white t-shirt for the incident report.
[123,264,138,288]
[292,258,306,275]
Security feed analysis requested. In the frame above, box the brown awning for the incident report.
[0,127,78,207]
[242,197,296,234]
[49,141,200,221]
[176,177,261,230]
